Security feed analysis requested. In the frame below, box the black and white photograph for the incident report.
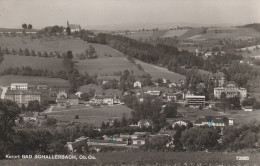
[0,0,260,165]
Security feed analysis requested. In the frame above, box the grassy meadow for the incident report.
[75,56,145,76]
[0,35,126,56]
[0,55,65,72]
[0,75,69,87]
[135,59,186,82]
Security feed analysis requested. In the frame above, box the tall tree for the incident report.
[66,27,71,35]
[22,23,27,29]
[0,100,20,159]
[28,24,33,29]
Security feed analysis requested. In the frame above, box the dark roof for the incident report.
[68,94,79,99]
[56,98,67,103]
[244,106,253,109]
[97,75,120,81]
[68,24,81,30]
[5,90,41,95]
[172,120,191,124]
[95,95,114,99]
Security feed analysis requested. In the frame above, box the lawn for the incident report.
[0,55,65,72]
[75,56,145,76]
[135,59,186,82]
[0,75,69,87]
[0,151,259,165]
[46,105,134,127]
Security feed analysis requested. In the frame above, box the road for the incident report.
[0,86,8,99]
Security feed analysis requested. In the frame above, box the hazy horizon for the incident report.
[0,0,260,30]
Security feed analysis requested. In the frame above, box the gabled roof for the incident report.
[243,106,253,109]
[68,94,79,99]
[5,90,41,95]
[96,75,120,81]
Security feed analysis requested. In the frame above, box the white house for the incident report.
[168,83,176,88]
[10,83,28,90]
[172,120,190,128]
[145,90,160,96]
[243,106,253,112]
[132,138,146,145]
[134,81,142,88]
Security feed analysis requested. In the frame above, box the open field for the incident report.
[0,35,126,56]
[225,110,260,124]
[177,107,260,124]
[0,151,259,166]
[0,75,69,87]
[0,55,65,72]
[46,105,133,127]
[75,56,145,76]
[161,29,189,38]
[187,28,260,41]
[135,59,185,82]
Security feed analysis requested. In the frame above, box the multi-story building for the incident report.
[185,95,205,107]
[4,90,41,106]
[10,83,28,90]
[214,83,247,100]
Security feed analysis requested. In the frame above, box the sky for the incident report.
[0,0,260,29]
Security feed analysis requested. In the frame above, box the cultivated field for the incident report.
[46,105,133,127]
[0,55,65,72]
[0,151,259,166]
[0,35,126,56]
[186,27,260,41]
[75,56,145,76]
[135,59,186,82]
[161,29,189,38]
[0,75,69,87]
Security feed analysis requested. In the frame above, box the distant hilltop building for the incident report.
[214,82,247,100]
[67,21,81,32]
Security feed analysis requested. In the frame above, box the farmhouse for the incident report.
[96,75,120,85]
[66,136,89,153]
[56,91,80,108]
[132,137,146,146]
[134,81,142,88]
[172,120,191,128]
[243,106,254,112]
[137,119,153,128]
[214,82,247,100]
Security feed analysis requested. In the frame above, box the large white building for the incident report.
[186,95,205,107]
[10,83,28,90]
[214,83,247,100]
[4,90,41,106]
